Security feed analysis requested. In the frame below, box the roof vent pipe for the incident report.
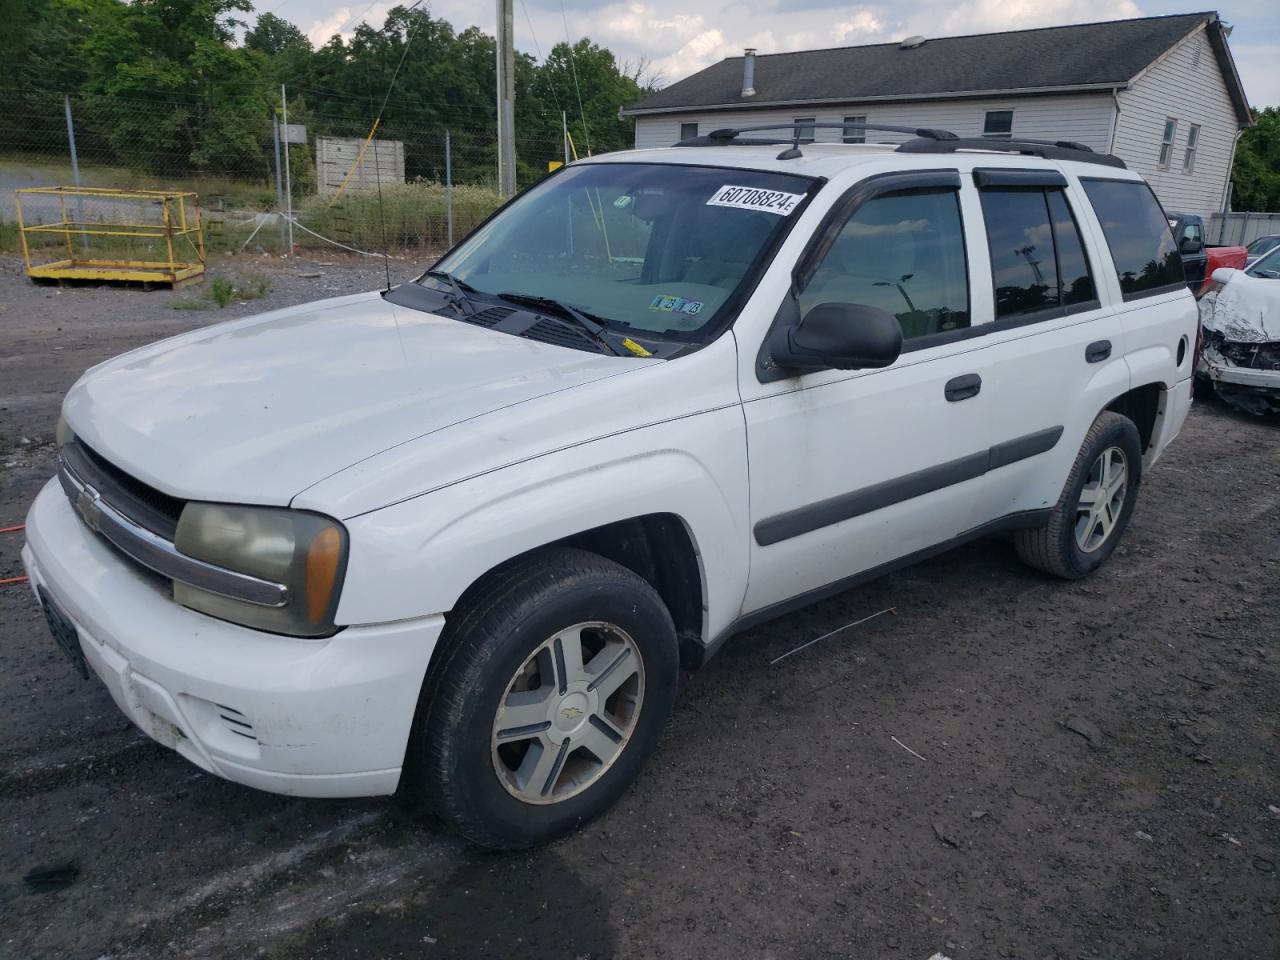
[741,48,757,97]
[900,35,926,50]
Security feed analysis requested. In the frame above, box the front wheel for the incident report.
[401,547,679,849]
[1015,411,1143,579]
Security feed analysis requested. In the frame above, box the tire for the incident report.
[1192,372,1214,401]
[400,546,679,849]
[1015,411,1143,580]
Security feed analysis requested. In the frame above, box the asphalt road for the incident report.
[1,255,1277,960]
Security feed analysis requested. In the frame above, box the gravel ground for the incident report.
[1,254,1277,960]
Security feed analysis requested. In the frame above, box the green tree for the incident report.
[81,0,271,177]
[1231,107,1280,212]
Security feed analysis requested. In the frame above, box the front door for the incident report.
[738,170,1000,616]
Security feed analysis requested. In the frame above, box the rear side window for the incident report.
[798,188,970,341]
[1081,179,1184,300]
[979,187,1096,318]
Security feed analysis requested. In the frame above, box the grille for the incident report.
[62,439,185,540]
[216,704,258,742]
[465,305,516,328]
[524,319,599,351]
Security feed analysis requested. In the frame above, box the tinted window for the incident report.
[1047,190,1096,306]
[1081,179,1184,299]
[981,189,1060,316]
[984,110,1013,139]
[799,189,969,341]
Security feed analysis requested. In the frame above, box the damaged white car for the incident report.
[1196,248,1280,415]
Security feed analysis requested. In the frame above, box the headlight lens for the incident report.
[173,503,349,637]
[55,413,73,448]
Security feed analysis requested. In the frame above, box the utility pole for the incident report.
[281,84,293,254]
[495,0,516,197]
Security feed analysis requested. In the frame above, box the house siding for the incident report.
[1111,25,1239,220]
[633,93,1117,152]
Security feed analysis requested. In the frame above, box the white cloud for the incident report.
[304,3,394,47]
[929,0,1142,36]
[286,0,1280,106]
[835,10,884,43]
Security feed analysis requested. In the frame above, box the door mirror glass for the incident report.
[771,302,903,372]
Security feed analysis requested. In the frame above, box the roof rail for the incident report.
[896,136,1127,168]
[673,121,957,159]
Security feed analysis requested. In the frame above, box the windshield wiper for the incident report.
[496,292,622,357]
[423,269,477,315]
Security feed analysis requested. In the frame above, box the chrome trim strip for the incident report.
[58,455,289,609]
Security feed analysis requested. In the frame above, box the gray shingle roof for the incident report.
[624,12,1250,124]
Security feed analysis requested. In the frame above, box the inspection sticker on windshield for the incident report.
[706,184,804,216]
[650,295,703,316]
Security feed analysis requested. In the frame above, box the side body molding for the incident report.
[754,426,1064,546]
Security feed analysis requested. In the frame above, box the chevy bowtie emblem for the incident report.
[75,484,103,532]
[560,706,584,722]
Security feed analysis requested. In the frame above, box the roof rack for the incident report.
[897,136,1126,168]
[674,121,956,159]
[672,120,1126,168]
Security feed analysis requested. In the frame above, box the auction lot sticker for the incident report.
[706,184,805,216]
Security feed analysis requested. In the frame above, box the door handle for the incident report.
[1086,340,1112,363]
[944,373,982,402]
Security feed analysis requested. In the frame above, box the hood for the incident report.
[63,291,654,505]
[1203,273,1280,343]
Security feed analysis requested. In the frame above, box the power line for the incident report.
[558,0,591,155]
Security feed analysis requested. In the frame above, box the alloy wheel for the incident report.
[1074,445,1129,553]
[490,621,645,805]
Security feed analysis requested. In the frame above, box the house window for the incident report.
[679,122,698,141]
[983,110,1013,139]
[1158,118,1178,169]
[842,116,867,144]
[794,117,816,143]
[1183,124,1200,173]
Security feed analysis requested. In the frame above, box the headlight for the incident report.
[173,503,348,637]
[55,413,73,447]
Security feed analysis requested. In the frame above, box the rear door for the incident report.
[958,168,1133,527]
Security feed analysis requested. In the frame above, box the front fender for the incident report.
[332,407,750,641]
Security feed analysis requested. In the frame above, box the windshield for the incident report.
[1246,245,1280,279]
[428,162,815,344]
[1245,235,1279,257]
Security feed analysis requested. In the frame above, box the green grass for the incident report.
[1,154,277,212]
[0,220,20,253]
[171,270,272,311]
[296,181,504,252]
[4,155,504,257]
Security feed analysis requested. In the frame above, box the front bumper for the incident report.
[1201,359,1280,390]
[22,478,443,798]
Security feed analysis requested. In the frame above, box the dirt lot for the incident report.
[1,253,1277,960]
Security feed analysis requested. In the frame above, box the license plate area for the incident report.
[38,587,88,679]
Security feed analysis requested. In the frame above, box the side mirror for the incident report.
[1210,267,1237,285]
[771,302,903,372]
[1180,236,1202,254]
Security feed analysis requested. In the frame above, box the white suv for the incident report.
[23,124,1197,848]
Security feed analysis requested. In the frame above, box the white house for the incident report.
[622,12,1252,220]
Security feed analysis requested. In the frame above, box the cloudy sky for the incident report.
[258,0,1279,108]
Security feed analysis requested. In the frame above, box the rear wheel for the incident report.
[401,547,678,849]
[1015,411,1143,579]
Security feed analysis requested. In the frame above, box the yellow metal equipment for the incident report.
[15,186,205,286]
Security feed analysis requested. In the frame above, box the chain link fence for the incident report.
[2,87,568,260]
